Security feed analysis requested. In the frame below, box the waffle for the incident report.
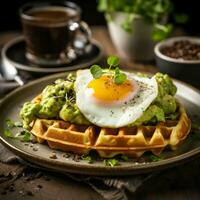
[30,102,191,158]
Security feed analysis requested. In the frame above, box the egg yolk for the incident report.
[88,75,134,102]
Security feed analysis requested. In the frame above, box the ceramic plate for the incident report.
[1,36,103,75]
[0,72,200,176]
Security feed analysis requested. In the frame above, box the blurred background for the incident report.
[0,0,199,35]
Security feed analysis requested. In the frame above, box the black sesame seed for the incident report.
[37,185,43,189]
[26,191,33,196]
[32,147,38,151]
[8,185,15,192]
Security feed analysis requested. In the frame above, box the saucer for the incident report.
[1,36,103,75]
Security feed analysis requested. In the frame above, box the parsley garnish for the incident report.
[4,119,31,142]
[103,158,119,167]
[4,129,14,138]
[20,130,31,142]
[6,119,23,128]
[4,130,31,142]
[121,155,129,161]
[90,56,127,85]
[81,155,93,163]
[150,154,164,162]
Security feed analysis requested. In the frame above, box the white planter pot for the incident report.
[107,12,156,61]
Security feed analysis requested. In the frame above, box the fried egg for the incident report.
[74,69,158,128]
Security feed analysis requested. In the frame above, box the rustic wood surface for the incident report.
[0,27,200,200]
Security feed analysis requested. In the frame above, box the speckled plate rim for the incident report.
[0,72,200,176]
[1,36,103,73]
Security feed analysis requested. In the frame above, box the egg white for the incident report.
[74,70,158,128]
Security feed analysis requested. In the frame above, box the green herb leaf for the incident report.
[121,155,129,161]
[21,130,31,142]
[103,159,119,167]
[90,65,103,79]
[6,119,23,128]
[114,67,120,75]
[82,155,93,163]
[114,73,127,84]
[4,129,14,138]
[150,155,164,162]
[107,56,120,67]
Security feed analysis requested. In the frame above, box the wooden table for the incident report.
[0,26,200,200]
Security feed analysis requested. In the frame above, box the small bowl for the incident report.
[154,36,200,87]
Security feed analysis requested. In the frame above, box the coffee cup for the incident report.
[20,1,91,66]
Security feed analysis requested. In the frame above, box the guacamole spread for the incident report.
[20,73,178,129]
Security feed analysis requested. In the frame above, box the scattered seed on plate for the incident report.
[73,154,81,162]
[8,185,15,192]
[62,153,71,158]
[26,191,33,196]
[19,190,25,196]
[32,147,38,151]
[49,153,57,159]
[37,185,43,189]
[31,138,37,144]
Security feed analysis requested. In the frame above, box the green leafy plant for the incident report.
[90,55,127,84]
[98,0,188,41]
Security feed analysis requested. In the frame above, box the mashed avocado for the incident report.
[20,102,41,129]
[131,73,178,126]
[20,72,178,129]
[59,101,90,125]
[20,74,88,129]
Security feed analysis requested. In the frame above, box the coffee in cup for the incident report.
[20,1,91,66]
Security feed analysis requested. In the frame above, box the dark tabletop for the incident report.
[0,26,200,200]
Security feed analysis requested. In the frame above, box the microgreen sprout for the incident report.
[90,56,127,84]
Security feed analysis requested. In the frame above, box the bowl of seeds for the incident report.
[154,36,200,87]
